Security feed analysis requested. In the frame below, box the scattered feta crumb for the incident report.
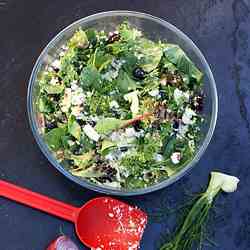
[154,153,164,162]
[174,88,189,105]
[83,124,100,142]
[108,213,114,218]
[125,127,137,138]
[177,124,189,138]
[51,59,61,69]
[50,77,58,85]
[109,100,120,109]
[171,152,181,164]
[148,89,160,97]
[182,107,196,125]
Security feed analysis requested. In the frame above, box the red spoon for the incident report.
[0,180,147,250]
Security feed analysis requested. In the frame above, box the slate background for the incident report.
[0,0,249,249]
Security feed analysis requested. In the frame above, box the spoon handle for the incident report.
[0,180,78,222]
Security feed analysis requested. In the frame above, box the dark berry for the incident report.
[46,121,57,130]
[173,120,179,130]
[120,146,128,152]
[133,67,146,79]
[77,119,86,126]
[88,120,96,127]
[108,32,120,43]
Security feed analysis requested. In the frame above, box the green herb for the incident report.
[160,172,239,250]
[44,126,66,150]
[95,118,128,135]
[164,44,203,83]
[68,29,89,49]
[68,116,81,140]
[43,84,64,94]
[80,65,102,90]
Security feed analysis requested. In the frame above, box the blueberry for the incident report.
[88,120,96,127]
[120,146,128,152]
[133,67,146,79]
[76,119,86,126]
[46,121,57,130]
[173,120,179,130]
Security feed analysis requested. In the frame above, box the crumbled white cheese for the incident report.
[174,88,189,105]
[50,77,58,85]
[177,124,189,138]
[51,59,61,69]
[148,89,160,97]
[71,88,85,106]
[182,107,196,125]
[154,153,164,162]
[109,100,120,109]
[171,152,181,164]
[83,124,100,142]
[125,127,137,138]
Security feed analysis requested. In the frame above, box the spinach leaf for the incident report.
[138,39,163,72]
[164,44,203,83]
[68,116,81,140]
[80,65,102,90]
[117,70,137,93]
[70,165,104,178]
[95,118,128,135]
[44,126,66,150]
[162,135,176,157]
[71,151,94,169]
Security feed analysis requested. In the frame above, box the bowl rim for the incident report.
[27,10,218,196]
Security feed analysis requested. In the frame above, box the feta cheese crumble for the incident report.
[83,124,100,142]
[171,152,181,164]
[182,107,196,125]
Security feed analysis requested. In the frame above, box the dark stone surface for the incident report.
[0,0,249,249]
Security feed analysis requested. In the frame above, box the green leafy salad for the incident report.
[37,22,204,189]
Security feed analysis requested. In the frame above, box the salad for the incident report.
[37,22,204,189]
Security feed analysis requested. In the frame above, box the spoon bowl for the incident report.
[0,180,147,249]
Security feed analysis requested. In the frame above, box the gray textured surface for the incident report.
[0,0,249,249]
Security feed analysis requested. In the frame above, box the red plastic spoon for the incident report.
[0,180,147,250]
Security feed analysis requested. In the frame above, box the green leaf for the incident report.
[70,165,104,178]
[68,116,81,140]
[101,140,116,153]
[43,84,64,94]
[164,44,203,83]
[139,39,163,72]
[85,29,97,46]
[163,135,176,157]
[38,96,54,113]
[117,70,137,93]
[95,118,128,135]
[44,127,66,150]
[88,48,113,72]
[80,65,102,90]
[71,151,94,169]
[68,29,89,49]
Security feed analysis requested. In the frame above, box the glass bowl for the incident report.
[27,11,218,196]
